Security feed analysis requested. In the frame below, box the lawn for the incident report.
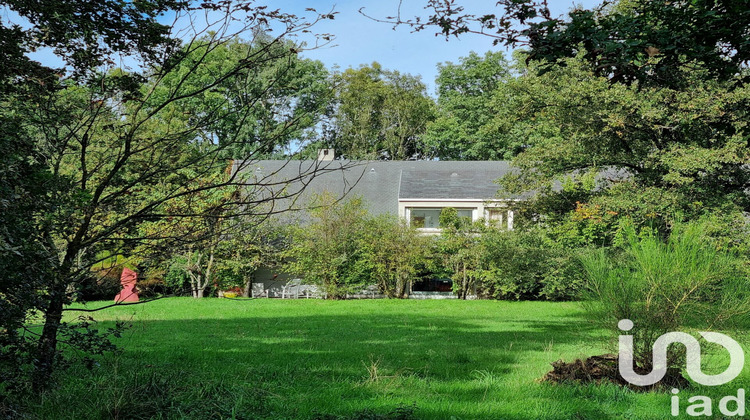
[30,298,750,419]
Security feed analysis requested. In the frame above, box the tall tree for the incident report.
[0,0,338,392]
[495,53,750,227]
[0,87,56,396]
[381,1,750,222]
[422,51,518,160]
[0,0,196,394]
[379,0,750,87]
[152,34,331,160]
[321,63,436,160]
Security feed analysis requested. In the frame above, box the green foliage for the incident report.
[138,168,286,298]
[320,63,436,160]
[526,0,750,88]
[499,53,748,208]
[285,193,374,298]
[2,0,190,80]
[436,208,485,299]
[0,0,195,395]
[0,0,337,393]
[0,100,54,400]
[164,254,190,292]
[581,219,750,369]
[361,216,427,298]
[411,1,750,87]
[421,209,588,301]
[213,221,286,294]
[137,169,241,298]
[478,228,586,301]
[490,51,750,248]
[286,194,430,299]
[150,35,331,160]
[422,51,521,160]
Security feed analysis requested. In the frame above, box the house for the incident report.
[238,150,524,232]
[233,151,523,297]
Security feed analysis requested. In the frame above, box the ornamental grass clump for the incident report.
[581,220,750,375]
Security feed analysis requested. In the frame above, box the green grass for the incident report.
[26,298,750,419]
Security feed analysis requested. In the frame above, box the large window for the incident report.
[486,208,514,230]
[409,208,474,229]
[487,209,504,226]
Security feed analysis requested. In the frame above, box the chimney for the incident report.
[317,148,334,161]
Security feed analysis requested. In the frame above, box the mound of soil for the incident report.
[541,354,690,391]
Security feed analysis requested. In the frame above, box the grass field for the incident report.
[28,298,750,419]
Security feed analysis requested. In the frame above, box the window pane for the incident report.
[410,207,475,228]
[488,209,504,226]
[457,209,473,220]
[410,208,442,229]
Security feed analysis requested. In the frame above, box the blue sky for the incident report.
[11,0,602,95]
[270,0,601,94]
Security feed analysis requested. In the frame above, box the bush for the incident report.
[581,219,750,371]
[165,255,191,295]
[285,194,431,299]
[136,267,167,298]
[362,216,428,298]
[285,194,375,299]
[436,208,485,299]
[538,252,587,301]
[478,228,586,301]
[79,270,122,301]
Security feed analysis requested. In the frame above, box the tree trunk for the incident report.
[461,261,467,300]
[32,281,65,391]
[243,275,252,298]
[397,270,408,299]
[186,251,205,298]
[205,248,215,297]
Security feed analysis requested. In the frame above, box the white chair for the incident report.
[281,278,302,299]
[251,283,265,298]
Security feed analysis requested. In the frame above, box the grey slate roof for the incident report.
[235,160,519,219]
[400,164,514,199]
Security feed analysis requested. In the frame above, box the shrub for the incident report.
[478,228,586,301]
[164,255,192,296]
[436,208,485,299]
[581,219,750,371]
[286,194,432,299]
[538,252,587,301]
[362,216,428,298]
[284,193,374,299]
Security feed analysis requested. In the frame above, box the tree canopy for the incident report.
[422,51,519,160]
[390,0,750,87]
[317,62,436,160]
[0,0,337,393]
[378,0,750,230]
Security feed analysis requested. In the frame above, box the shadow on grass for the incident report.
[38,302,651,419]
[125,311,597,374]
[119,309,609,417]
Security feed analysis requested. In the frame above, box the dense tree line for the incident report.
[391,0,750,377]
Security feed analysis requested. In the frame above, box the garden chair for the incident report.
[281,278,302,299]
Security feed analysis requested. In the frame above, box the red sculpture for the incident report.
[114,267,139,303]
